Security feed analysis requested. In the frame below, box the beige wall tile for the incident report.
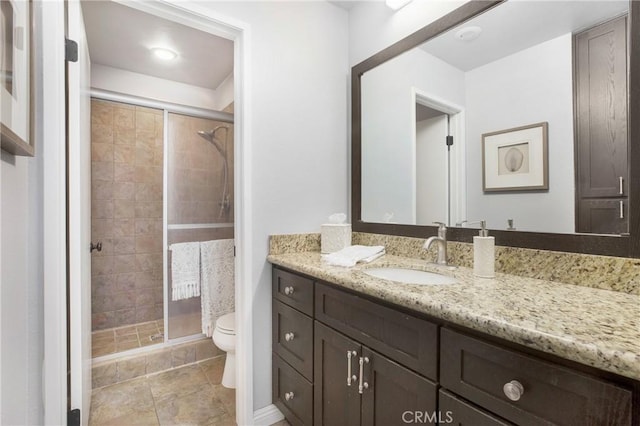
[115,273,136,293]
[113,254,138,274]
[114,107,135,130]
[114,144,135,164]
[92,161,114,181]
[92,180,114,201]
[114,163,135,182]
[136,289,155,307]
[135,235,162,254]
[113,237,135,255]
[92,256,114,276]
[92,200,114,220]
[92,362,118,388]
[113,182,135,200]
[146,351,172,374]
[92,142,114,162]
[113,218,134,237]
[117,357,146,381]
[92,219,114,238]
[114,127,136,146]
[114,199,135,219]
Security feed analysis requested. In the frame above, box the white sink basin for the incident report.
[363,267,457,285]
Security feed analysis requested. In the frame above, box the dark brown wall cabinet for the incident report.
[272,266,638,426]
[575,15,628,233]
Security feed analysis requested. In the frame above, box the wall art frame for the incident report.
[482,122,548,192]
[1,0,34,157]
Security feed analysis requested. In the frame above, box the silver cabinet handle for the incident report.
[284,332,295,342]
[284,286,294,295]
[358,356,369,394]
[620,200,624,219]
[619,176,624,195]
[503,380,524,401]
[284,391,295,401]
[346,351,357,386]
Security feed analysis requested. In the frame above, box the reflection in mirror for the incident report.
[360,0,629,235]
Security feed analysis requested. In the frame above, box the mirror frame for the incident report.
[352,0,640,258]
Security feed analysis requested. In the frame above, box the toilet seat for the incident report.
[216,312,235,334]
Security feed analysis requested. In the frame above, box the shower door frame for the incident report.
[91,89,234,346]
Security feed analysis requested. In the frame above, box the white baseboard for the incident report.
[253,404,284,426]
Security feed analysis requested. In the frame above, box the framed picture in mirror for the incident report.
[482,122,548,192]
[0,0,34,157]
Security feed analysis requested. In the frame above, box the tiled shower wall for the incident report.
[91,99,164,331]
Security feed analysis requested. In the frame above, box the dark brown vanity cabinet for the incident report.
[272,268,315,426]
[440,328,633,426]
[314,320,437,426]
[272,266,637,426]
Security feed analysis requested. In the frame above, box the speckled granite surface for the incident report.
[267,250,640,381]
[269,232,640,294]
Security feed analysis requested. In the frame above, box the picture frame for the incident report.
[1,0,34,157]
[482,122,548,192]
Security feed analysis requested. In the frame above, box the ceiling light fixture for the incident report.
[454,26,482,42]
[385,0,413,11]
[151,47,177,61]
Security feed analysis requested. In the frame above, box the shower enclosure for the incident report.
[90,94,234,357]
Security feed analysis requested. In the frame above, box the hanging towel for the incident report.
[200,239,235,337]
[322,245,386,267]
[170,242,201,301]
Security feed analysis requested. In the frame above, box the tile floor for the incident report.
[89,355,292,426]
[92,320,165,358]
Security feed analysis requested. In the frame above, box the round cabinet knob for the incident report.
[503,380,525,401]
[285,391,295,401]
[284,286,294,295]
[285,332,295,342]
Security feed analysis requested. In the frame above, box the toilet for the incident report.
[212,312,236,389]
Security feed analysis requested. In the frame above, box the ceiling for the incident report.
[421,0,628,72]
[81,1,233,90]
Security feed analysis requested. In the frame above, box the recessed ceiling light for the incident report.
[385,0,413,11]
[151,47,178,61]
[455,26,482,42]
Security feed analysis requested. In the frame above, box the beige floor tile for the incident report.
[155,385,227,425]
[207,412,237,426]
[90,406,159,426]
[89,377,154,425]
[212,384,236,419]
[93,330,115,340]
[199,356,225,385]
[148,364,209,402]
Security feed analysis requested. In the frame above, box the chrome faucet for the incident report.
[424,222,448,265]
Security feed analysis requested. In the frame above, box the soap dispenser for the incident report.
[473,220,495,278]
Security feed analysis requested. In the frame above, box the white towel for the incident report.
[170,242,201,301]
[322,245,385,267]
[200,239,235,337]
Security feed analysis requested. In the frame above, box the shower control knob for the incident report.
[285,332,295,342]
[90,242,102,253]
[285,392,295,401]
[284,286,295,296]
[503,380,524,401]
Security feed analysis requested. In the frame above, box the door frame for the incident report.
[43,1,254,424]
[410,88,466,226]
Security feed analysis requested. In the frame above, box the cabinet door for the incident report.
[360,347,437,426]
[575,15,627,199]
[314,321,361,426]
[577,198,628,234]
[439,390,513,426]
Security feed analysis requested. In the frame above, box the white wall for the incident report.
[91,64,222,110]
[360,48,464,223]
[348,0,465,66]
[465,33,575,233]
[0,3,47,424]
[177,1,349,411]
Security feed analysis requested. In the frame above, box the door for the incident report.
[67,0,92,424]
[360,347,437,426]
[314,321,361,426]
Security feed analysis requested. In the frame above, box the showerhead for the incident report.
[197,126,229,155]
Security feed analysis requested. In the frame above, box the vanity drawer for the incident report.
[440,328,632,426]
[315,282,438,380]
[273,300,314,380]
[273,353,313,426]
[439,390,513,426]
[273,267,314,316]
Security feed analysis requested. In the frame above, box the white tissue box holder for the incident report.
[321,224,352,254]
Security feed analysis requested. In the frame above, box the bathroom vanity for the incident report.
[269,252,639,426]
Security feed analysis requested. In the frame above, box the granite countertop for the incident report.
[267,251,640,381]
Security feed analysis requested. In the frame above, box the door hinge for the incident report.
[233,246,236,257]
[68,409,80,426]
[445,135,454,147]
[65,38,78,63]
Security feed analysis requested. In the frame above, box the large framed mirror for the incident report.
[352,0,640,257]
